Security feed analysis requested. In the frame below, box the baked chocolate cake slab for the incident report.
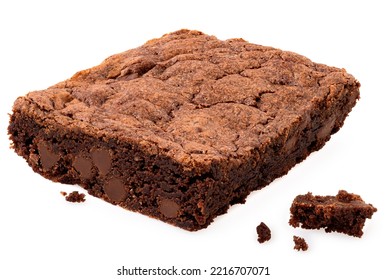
[8,30,360,230]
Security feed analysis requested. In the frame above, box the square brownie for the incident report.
[8,30,360,230]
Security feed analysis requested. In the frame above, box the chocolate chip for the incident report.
[159,198,180,218]
[73,156,93,179]
[317,117,336,139]
[104,178,127,202]
[91,148,112,175]
[284,134,298,152]
[37,142,60,170]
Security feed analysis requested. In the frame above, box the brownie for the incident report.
[65,191,86,203]
[8,29,360,231]
[289,190,377,237]
[293,236,308,251]
[256,222,271,243]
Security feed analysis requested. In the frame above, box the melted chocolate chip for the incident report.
[317,117,336,139]
[104,178,127,202]
[73,156,93,179]
[91,148,112,175]
[37,142,60,170]
[159,198,180,218]
[284,134,298,152]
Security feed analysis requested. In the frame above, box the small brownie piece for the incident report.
[289,190,377,237]
[8,30,360,230]
[293,236,308,251]
[65,191,86,203]
[256,222,271,243]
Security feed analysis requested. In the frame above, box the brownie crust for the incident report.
[289,190,377,237]
[8,30,360,230]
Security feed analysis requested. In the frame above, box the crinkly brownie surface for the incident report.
[9,30,360,230]
[13,29,358,169]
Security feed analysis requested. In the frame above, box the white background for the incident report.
[1,1,386,279]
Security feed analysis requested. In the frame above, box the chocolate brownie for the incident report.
[293,236,308,251]
[8,29,360,230]
[289,190,377,237]
[256,222,271,243]
[65,191,86,203]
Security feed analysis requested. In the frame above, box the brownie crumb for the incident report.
[293,236,308,251]
[289,190,377,237]
[256,222,271,243]
[60,191,67,196]
[65,191,86,203]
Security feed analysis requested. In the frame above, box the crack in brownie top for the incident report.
[14,29,358,168]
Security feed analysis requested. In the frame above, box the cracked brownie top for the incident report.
[13,29,358,168]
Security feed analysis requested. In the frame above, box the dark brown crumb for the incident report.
[60,191,67,196]
[65,191,86,203]
[289,190,377,237]
[256,222,271,243]
[293,236,308,251]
